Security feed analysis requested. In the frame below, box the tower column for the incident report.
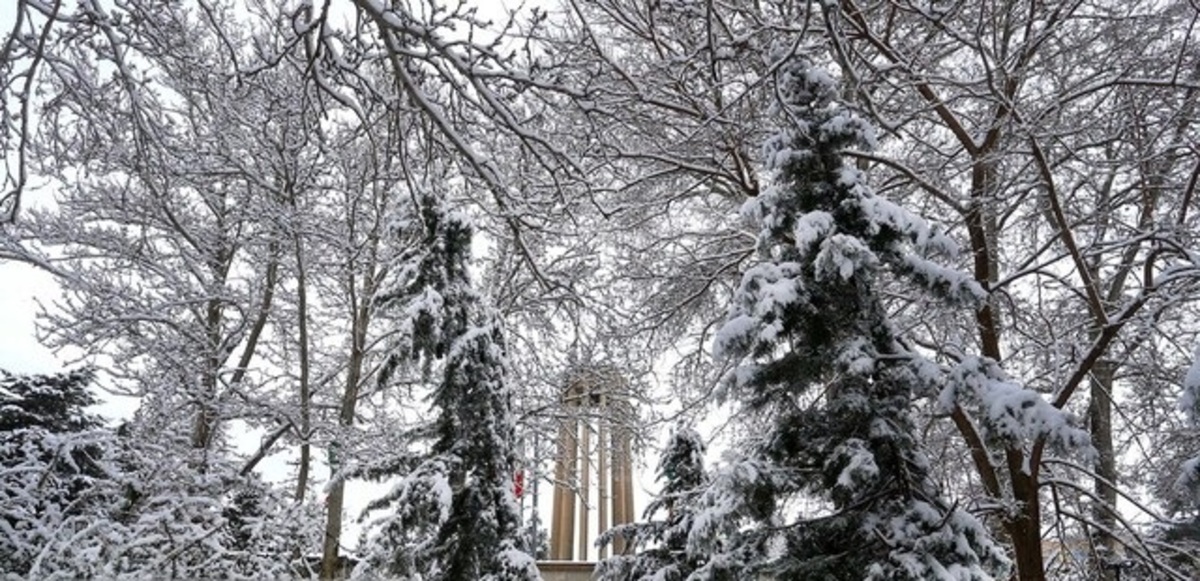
[547,368,635,562]
[550,417,577,560]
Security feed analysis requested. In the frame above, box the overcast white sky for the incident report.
[0,263,62,374]
[0,0,59,376]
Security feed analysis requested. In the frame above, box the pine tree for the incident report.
[691,53,1011,580]
[598,425,709,581]
[0,367,100,433]
[358,193,539,581]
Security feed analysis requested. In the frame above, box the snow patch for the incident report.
[943,357,1091,457]
[814,234,877,281]
[830,439,880,492]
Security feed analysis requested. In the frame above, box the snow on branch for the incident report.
[942,356,1092,458]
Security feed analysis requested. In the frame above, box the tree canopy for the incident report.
[1,0,1198,579]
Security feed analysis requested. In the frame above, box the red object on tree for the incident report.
[514,470,525,498]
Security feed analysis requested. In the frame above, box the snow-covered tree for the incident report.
[1162,348,1200,575]
[692,53,1010,580]
[0,368,111,574]
[1180,349,1200,502]
[100,421,314,579]
[356,193,538,580]
[0,367,315,578]
[598,425,709,581]
[823,1,1200,576]
[1,2,580,576]
[536,1,1200,576]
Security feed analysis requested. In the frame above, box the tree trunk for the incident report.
[969,153,1047,581]
[294,235,312,503]
[193,294,225,452]
[1088,359,1119,580]
[1006,452,1047,581]
[319,339,366,580]
[321,477,348,580]
[321,268,376,580]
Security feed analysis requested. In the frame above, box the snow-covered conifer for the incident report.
[598,425,709,581]
[693,52,1011,580]
[1175,348,1200,511]
[0,368,311,578]
[357,193,539,580]
[0,368,111,574]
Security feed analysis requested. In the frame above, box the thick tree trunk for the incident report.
[193,295,225,451]
[1005,451,1046,581]
[969,154,1047,581]
[320,477,348,580]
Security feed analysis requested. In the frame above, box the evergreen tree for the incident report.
[598,425,709,581]
[1179,347,1200,507]
[99,422,308,579]
[1,369,313,578]
[1165,348,1200,575]
[357,193,539,580]
[0,368,113,573]
[0,367,100,433]
[691,53,1011,580]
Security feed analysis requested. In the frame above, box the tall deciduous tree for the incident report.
[3,1,571,575]
[823,1,1200,576]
